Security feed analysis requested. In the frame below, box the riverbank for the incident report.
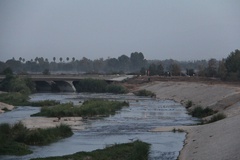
[21,117,84,130]
[141,81,240,160]
[0,102,14,113]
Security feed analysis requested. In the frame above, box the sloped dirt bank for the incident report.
[141,81,240,160]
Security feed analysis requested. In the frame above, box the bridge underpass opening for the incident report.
[35,81,54,92]
[53,81,76,92]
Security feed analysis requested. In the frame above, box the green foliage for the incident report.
[74,78,128,94]
[0,141,32,156]
[0,92,59,106]
[169,63,181,76]
[106,84,128,94]
[134,89,156,97]
[24,77,36,93]
[224,49,240,80]
[22,124,73,145]
[0,92,29,106]
[29,100,60,107]
[0,123,72,155]
[0,74,14,91]
[186,100,193,108]
[1,67,13,75]
[130,52,147,72]
[225,49,240,73]
[0,74,35,95]
[205,58,218,77]
[74,78,108,93]
[207,113,226,123]
[9,76,31,95]
[0,123,31,155]
[190,106,216,118]
[31,140,150,160]
[32,100,129,117]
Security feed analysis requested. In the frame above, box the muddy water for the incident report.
[0,93,198,160]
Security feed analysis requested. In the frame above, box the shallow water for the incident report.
[0,93,198,160]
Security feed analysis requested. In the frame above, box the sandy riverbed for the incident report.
[1,81,240,159]
[21,117,84,130]
[141,81,240,160]
[0,102,14,113]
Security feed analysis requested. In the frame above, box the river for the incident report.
[0,93,198,160]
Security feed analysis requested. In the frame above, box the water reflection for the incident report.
[0,93,198,160]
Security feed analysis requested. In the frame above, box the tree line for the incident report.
[0,52,146,74]
[0,49,240,80]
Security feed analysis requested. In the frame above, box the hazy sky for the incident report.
[0,0,240,62]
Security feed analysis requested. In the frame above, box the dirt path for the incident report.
[141,81,240,160]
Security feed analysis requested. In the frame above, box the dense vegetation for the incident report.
[190,106,216,118]
[0,68,60,106]
[0,123,73,155]
[208,113,226,123]
[190,106,226,124]
[134,89,156,97]
[0,70,35,95]
[0,92,60,106]
[31,140,150,160]
[32,100,129,117]
[1,49,240,81]
[0,52,147,74]
[74,78,127,94]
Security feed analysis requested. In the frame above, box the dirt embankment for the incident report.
[140,80,240,160]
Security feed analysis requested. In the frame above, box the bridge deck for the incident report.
[0,74,135,82]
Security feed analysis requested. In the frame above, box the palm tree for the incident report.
[53,57,56,62]
[35,57,39,63]
[66,57,69,62]
[19,57,22,62]
[59,57,63,63]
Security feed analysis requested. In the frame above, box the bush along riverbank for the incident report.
[133,89,156,98]
[0,92,60,106]
[0,123,73,156]
[31,140,150,160]
[189,106,226,124]
[73,78,128,94]
[32,100,129,117]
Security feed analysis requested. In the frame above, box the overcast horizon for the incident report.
[0,0,240,62]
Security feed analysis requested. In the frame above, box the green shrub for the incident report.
[0,123,31,155]
[29,100,60,107]
[0,141,32,156]
[32,100,129,117]
[207,113,226,123]
[74,79,108,93]
[0,123,73,155]
[106,84,128,94]
[0,92,59,106]
[31,140,150,160]
[22,124,73,145]
[0,92,29,106]
[191,106,216,118]
[74,79,128,94]
[0,74,35,95]
[134,89,156,97]
[186,100,193,108]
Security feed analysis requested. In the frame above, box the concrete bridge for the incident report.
[0,74,135,92]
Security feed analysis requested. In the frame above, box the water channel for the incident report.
[0,93,198,160]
